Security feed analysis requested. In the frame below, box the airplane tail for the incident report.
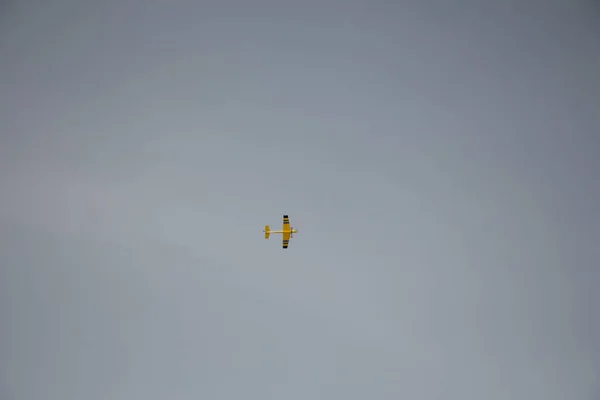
[264,225,270,239]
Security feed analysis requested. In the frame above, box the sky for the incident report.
[0,0,599,399]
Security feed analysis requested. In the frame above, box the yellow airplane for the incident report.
[264,214,298,249]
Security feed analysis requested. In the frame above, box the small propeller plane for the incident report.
[264,215,298,249]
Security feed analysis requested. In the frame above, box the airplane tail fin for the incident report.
[264,225,270,239]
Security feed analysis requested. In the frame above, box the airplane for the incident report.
[264,214,298,249]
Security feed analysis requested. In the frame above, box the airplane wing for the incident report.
[283,215,290,230]
[282,215,291,249]
[282,231,291,249]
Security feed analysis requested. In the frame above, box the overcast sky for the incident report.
[1,1,599,399]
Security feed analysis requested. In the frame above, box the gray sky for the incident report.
[1,0,599,399]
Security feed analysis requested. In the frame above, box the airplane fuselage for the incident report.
[269,229,298,234]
